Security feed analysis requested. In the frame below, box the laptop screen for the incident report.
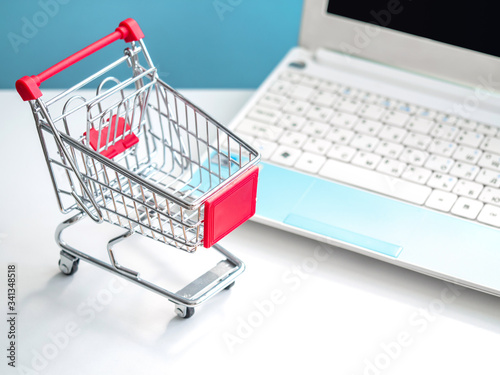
[327,1,499,58]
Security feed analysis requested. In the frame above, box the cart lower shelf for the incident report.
[55,211,245,318]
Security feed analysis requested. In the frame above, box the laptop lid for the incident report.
[300,0,500,91]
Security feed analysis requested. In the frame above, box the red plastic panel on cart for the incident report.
[85,115,139,159]
[203,166,259,248]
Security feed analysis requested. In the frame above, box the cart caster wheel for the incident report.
[224,281,235,290]
[184,307,195,319]
[175,305,195,319]
[58,254,79,275]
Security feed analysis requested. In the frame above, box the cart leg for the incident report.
[107,230,139,278]
[55,211,86,242]
[55,213,85,275]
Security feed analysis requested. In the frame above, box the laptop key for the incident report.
[330,112,359,129]
[258,93,288,109]
[351,151,382,170]
[436,113,458,125]
[478,187,500,206]
[426,172,458,192]
[477,204,500,227]
[379,125,407,143]
[251,138,277,160]
[403,132,432,150]
[425,190,458,212]
[478,152,500,171]
[289,84,315,101]
[405,117,435,134]
[376,158,407,177]
[399,147,429,166]
[452,179,484,199]
[449,162,480,180]
[427,139,457,157]
[311,91,339,107]
[279,114,307,130]
[476,124,497,137]
[349,133,379,152]
[453,145,482,164]
[302,121,331,138]
[247,105,281,124]
[358,104,386,121]
[475,168,500,188]
[327,144,357,162]
[382,111,411,127]
[401,165,432,184]
[339,87,360,98]
[415,108,437,119]
[279,130,308,148]
[294,152,327,174]
[374,141,404,159]
[357,91,381,104]
[283,99,311,116]
[237,119,283,141]
[268,80,293,95]
[306,105,334,122]
[455,130,484,148]
[376,97,397,109]
[318,159,432,204]
[424,154,454,173]
[430,124,459,141]
[335,97,362,114]
[354,119,383,136]
[396,102,418,114]
[318,80,340,93]
[270,145,302,167]
[451,197,484,219]
[456,118,478,131]
[480,137,500,154]
[302,137,331,155]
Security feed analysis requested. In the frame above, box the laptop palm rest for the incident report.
[255,162,500,294]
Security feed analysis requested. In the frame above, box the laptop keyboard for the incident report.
[233,70,500,228]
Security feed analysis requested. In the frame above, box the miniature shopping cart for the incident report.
[16,19,260,318]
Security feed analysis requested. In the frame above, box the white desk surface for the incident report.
[1,89,499,375]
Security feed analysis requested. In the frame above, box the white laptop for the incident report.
[228,0,500,295]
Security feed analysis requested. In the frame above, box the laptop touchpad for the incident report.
[284,213,402,258]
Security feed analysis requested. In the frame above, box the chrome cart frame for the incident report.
[16,19,259,318]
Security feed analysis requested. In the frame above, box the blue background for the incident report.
[1,0,302,90]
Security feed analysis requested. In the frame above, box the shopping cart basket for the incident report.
[16,19,260,318]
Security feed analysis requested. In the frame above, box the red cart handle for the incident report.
[16,18,144,101]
